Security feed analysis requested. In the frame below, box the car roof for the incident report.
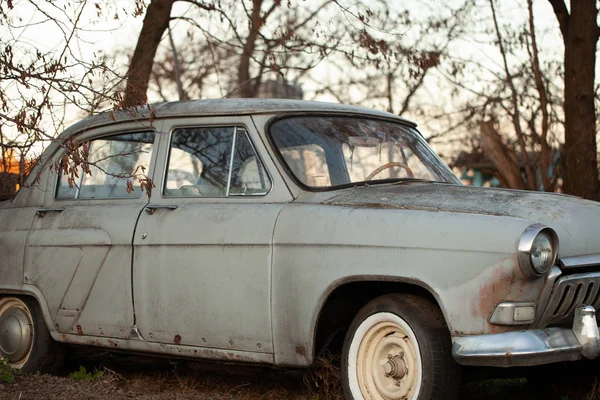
[58,98,415,139]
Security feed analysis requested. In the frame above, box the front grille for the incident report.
[560,254,600,274]
[538,272,600,327]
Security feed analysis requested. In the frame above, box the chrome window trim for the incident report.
[225,127,238,197]
[228,127,272,197]
[161,124,273,199]
[74,171,84,200]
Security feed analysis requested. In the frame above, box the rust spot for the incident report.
[76,325,83,336]
[456,255,548,336]
[174,334,182,345]
[295,345,306,357]
[107,340,118,347]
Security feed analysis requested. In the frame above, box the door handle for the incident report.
[36,207,65,217]
[144,204,178,215]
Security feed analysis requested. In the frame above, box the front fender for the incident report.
[271,203,543,366]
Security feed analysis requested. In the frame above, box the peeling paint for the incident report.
[295,345,306,358]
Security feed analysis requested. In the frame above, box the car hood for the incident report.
[323,183,600,258]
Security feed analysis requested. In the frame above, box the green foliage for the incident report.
[69,366,104,381]
[0,358,16,384]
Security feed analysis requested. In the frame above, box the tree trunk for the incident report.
[480,120,526,190]
[123,0,176,107]
[550,0,599,200]
[237,0,264,98]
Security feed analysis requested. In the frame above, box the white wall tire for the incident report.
[348,312,422,399]
[341,294,460,400]
[0,296,64,373]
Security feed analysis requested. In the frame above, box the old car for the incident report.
[1,99,599,399]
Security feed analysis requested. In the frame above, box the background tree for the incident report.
[3,0,600,201]
[443,0,565,191]
[149,36,237,101]
[313,1,470,130]
[548,0,599,200]
[125,0,442,104]
[123,0,176,107]
[0,1,153,197]
[123,0,338,103]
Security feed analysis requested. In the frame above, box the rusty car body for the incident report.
[1,99,599,399]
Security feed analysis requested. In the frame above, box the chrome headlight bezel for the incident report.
[518,224,559,278]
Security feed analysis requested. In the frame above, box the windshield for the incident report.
[269,116,459,189]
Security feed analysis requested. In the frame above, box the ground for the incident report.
[1,353,600,400]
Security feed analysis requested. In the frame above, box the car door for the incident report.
[24,126,159,339]
[132,116,292,356]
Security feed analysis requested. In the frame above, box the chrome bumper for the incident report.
[452,305,600,367]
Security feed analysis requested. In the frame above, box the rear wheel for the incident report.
[0,296,64,373]
[341,294,460,400]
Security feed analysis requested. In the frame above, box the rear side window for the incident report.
[163,126,271,197]
[56,131,155,200]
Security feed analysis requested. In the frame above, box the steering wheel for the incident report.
[365,162,414,181]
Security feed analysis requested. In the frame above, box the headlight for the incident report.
[518,224,559,278]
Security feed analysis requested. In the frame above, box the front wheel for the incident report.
[342,294,460,400]
[0,296,64,373]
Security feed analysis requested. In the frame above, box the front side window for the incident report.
[56,131,155,200]
[269,116,459,189]
[164,126,271,197]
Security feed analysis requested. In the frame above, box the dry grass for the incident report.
[2,352,600,399]
[301,352,343,400]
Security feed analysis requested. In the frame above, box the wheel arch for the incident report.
[311,276,449,361]
[0,285,57,336]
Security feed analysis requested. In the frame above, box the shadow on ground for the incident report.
[1,350,600,399]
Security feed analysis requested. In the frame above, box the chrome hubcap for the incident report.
[0,299,33,366]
